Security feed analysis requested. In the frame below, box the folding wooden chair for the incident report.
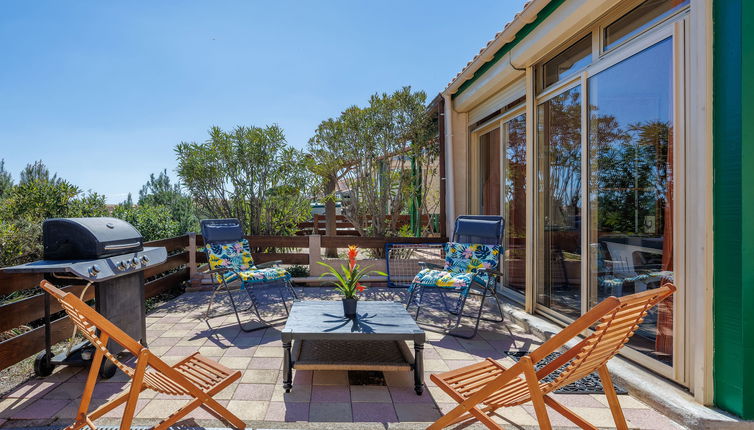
[39,280,245,430]
[428,283,676,430]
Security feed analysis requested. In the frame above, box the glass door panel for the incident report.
[478,128,501,215]
[502,114,526,294]
[587,38,674,366]
[536,86,582,319]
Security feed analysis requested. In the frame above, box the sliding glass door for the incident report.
[536,86,583,319]
[502,114,527,294]
[587,37,675,366]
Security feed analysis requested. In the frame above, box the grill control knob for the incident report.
[130,257,140,267]
[140,255,150,264]
[88,265,101,277]
[116,260,128,271]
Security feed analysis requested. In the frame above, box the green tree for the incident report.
[308,87,436,238]
[0,161,107,266]
[138,170,198,234]
[0,160,13,199]
[175,125,311,236]
[111,203,181,242]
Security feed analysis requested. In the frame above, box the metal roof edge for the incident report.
[445,0,567,99]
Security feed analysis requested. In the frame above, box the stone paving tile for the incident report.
[0,289,688,429]
[242,369,280,384]
[227,399,269,420]
[308,401,352,422]
[265,401,310,422]
[9,398,69,419]
[311,385,350,402]
[271,383,311,403]
[234,383,275,401]
[350,385,392,402]
[352,401,399,422]
[185,399,229,420]
[219,356,252,369]
[3,380,56,399]
[623,407,687,429]
[137,399,187,419]
[394,402,442,422]
[389,386,434,404]
[249,356,282,370]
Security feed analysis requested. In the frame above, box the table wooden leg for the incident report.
[283,340,293,393]
[414,342,424,395]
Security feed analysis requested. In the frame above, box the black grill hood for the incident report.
[43,217,144,260]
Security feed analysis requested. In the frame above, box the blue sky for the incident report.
[0,1,525,203]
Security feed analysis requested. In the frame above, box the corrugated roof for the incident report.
[444,0,547,95]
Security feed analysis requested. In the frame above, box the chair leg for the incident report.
[543,395,598,430]
[405,284,417,308]
[522,357,552,430]
[599,365,629,430]
[119,349,149,430]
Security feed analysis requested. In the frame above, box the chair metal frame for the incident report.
[405,215,506,339]
[428,283,676,430]
[201,219,298,332]
[39,280,245,430]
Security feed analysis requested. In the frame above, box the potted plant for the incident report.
[318,245,385,318]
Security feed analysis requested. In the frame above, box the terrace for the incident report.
[0,234,688,429]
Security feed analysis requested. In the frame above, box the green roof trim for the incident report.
[452,0,567,99]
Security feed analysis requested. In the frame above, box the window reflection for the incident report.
[537,86,582,319]
[478,128,501,215]
[503,114,526,294]
[588,38,674,365]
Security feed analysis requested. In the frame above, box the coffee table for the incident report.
[281,300,426,394]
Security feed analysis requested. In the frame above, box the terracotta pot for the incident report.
[342,298,358,318]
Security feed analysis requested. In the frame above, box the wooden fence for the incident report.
[0,235,190,372]
[296,214,433,236]
[0,233,446,373]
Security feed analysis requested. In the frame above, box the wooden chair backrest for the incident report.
[529,283,676,391]
[40,280,144,377]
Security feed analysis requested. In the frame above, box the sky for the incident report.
[0,1,526,203]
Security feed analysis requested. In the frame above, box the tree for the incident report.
[175,125,311,236]
[19,160,62,185]
[308,87,437,238]
[0,161,107,266]
[0,160,13,199]
[307,117,353,256]
[112,203,181,242]
[138,170,198,234]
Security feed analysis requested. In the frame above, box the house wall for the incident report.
[443,0,718,412]
[712,0,754,419]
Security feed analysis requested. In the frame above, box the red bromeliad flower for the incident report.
[347,245,358,270]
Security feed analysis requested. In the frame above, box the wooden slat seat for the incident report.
[39,280,245,430]
[429,283,676,430]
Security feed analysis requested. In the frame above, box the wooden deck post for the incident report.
[309,235,322,276]
[187,232,199,288]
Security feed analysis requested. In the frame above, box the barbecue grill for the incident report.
[4,217,167,378]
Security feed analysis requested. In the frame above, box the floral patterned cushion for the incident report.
[206,239,289,284]
[207,239,255,271]
[443,242,501,274]
[236,267,291,283]
[412,268,476,289]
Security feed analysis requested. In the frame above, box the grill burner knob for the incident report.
[140,255,150,264]
[88,265,101,277]
[131,257,140,267]
[116,260,128,271]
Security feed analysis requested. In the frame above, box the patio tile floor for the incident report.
[0,286,686,429]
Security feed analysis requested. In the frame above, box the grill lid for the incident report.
[43,217,144,260]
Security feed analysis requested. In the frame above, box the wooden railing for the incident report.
[0,235,190,372]
[296,214,433,236]
[0,232,446,372]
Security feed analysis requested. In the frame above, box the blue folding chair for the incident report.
[201,218,298,332]
[406,216,506,338]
